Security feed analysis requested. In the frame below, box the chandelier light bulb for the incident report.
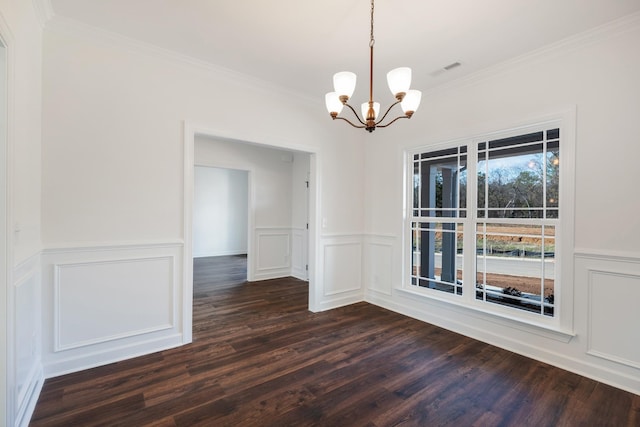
[361,101,380,121]
[333,71,357,99]
[325,92,344,115]
[387,67,412,99]
[401,90,422,116]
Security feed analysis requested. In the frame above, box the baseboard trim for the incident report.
[15,364,44,427]
[316,294,363,312]
[44,333,184,379]
[193,250,247,258]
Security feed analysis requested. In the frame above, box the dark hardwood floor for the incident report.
[31,255,640,426]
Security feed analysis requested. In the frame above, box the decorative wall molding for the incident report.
[11,251,43,427]
[41,241,184,378]
[363,234,396,297]
[576,251,640,371]
[32,0,54,28]
[15,364,43,427]
[43,239,184,254]
[44,333,184,379]
[321,235,362,299]
[13,250,39,288]
[320,232,364,240]
[45,15,318,104]
[587,269,640,369]
[575,248,640,263]
[253,227,291,281]
[424,11,640,98]
[53,256,176,352]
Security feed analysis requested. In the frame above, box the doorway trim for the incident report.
[0,15,14,425]
[182,121,319,343]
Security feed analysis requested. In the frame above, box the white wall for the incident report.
[40,18,365,379]
[193,166,248,258]
[363,16,640,394]
[0,0,44,425]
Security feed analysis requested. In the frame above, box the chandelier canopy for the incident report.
[325,0,422,133]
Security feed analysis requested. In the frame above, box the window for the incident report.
[407,121,568,324]
[411,146,466,295]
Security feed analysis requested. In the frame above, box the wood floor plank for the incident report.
[30,255,640,426]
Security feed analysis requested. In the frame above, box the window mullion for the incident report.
[462,142,477,304]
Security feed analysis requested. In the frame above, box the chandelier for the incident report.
[325,0,422,133]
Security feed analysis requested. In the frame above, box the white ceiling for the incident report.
[49,0,640,101]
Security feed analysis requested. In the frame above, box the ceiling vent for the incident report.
[443,62,461,71]
[429,62,462,77]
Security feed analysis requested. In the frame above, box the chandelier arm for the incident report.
[375,100,402,125]
[333,116,366,129]
[343,102,367,126]
[376,115,410,128]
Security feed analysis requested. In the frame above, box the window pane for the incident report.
[487,147,544,216]
[413,161,420,210]
[478,133,560,219]
[477,152,486,212]
[475,223,555,316]
[459,155,467,210]
[488,131,543,149]
[421,157,457,212]
[421,147,458,160]
[412,147,466,218]
[547,144,560,209]
[410,222,463,296]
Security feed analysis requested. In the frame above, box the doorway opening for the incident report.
[183,124,318,343]
[193,166,249,282]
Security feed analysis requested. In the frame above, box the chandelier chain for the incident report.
[369,0,375,48]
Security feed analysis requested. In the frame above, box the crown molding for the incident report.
[32,0,54,29]
[40,8,640,108]
[425,10,640,97]
[44,15,319,105]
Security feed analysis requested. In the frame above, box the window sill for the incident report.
[397,286,576,343]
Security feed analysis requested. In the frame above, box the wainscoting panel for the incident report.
[13,252,44,427]
[54,257,174,351]
[364,235,395,296]
[575,251,640,377]
[254,228,291,281]
[587,268,640,369]
[322,236,362,296]
[42,242,184,378]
